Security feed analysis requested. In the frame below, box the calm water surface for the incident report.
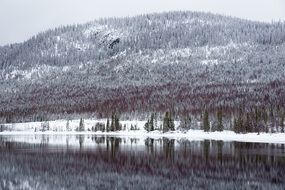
[0,135,285,190]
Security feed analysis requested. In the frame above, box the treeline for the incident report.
[186,106,285,133]
[22,105,284,134]
[151,105,285,133]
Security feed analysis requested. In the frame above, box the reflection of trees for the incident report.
[76,135,85,149]
[217,141,224,161]
[106,137,121,159]
[231,142,285,168]
[91,136,106,152]
[163,138,175,161]
[92,136,105,145]
[66,135,71,149]
[203,140,210,163]
[40,135,49,147]
[0,136,16,150]
[130,138,139,144]
[1,136,285,186]
[145,138,154,155]
[178,140,192,158]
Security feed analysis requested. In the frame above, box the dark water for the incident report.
[0,135,285,190]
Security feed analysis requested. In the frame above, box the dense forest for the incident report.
[0,11,285,132]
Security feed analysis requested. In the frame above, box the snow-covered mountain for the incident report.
[0,11,285,121]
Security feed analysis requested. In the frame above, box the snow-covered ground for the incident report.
[1,119,285,144]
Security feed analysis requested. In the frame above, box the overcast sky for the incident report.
[0,0,285,46]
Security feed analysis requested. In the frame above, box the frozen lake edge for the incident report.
[1,130,285,144]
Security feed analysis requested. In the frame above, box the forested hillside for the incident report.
[0,11,285,125]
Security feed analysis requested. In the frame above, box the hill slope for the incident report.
[0,11,285,121]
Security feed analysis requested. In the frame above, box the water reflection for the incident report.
[0,135,285,188]
[1,134,285,168]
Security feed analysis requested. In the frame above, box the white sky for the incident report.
[0,0,285,46]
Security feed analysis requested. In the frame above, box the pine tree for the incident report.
[270,107,275,133]
[154,112,158,130]
[262,109,269,133]
[237,114,244,133]
[102,123,106,132]
[110,114,115,131]
[150,113,155,131]
[203,110,210,132]
[66,119,71,131]
[280,109,284,133]
[144,119,150,132]
[169,112,175,131]
[254,107,261,134]
[217,109,223,132]
[144,113,155,132]
[0,125,4,132]
[233,118,239,133]
[179,114,191,131]
[163,111,170,133]
[41,122,49,132]
[79,118,85,131]
[163,112,169,133]
[162,111,175,133]
[106,118,110,132]
[110,113,121,131]
[244,113,251,133]
[114,114,121,131]
[235,107,244,133]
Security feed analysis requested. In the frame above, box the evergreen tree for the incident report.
[179,114,191,131]
[233,118,239,133]
[280,109,284,133]
[66,119,71,131]
[0,124,4,132]
[41,122,49,132]
[262,109,269,133]
[163,111,175,133]
[163,112,170,133]
[203,110,210,132]
[123,124,126,131]
[114,114,121,131]
[154,112,158,130]
[79,118,85,131]
[144,119,150,132]
[110,114,115,131]
[269,107,275,132]
[106,118,110,132]
[235,107,244,133]
[130,124,134,130]
[110,113,121,131]
[169,112,175,131]
[150,113,155,131]
[217,109,223,132]
[237,114,244,133]
[254,107,261,134]
[244,113,252,133]
[144,113,155,132]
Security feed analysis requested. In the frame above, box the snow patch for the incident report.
[201,59,219,65]
[62,66,70,72]
[6,65,57,80]
[170,48,192,58]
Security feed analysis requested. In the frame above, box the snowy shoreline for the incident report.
[1,119,285,144]
[1,130,285,144]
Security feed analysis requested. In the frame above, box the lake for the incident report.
[0,134,285,190]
